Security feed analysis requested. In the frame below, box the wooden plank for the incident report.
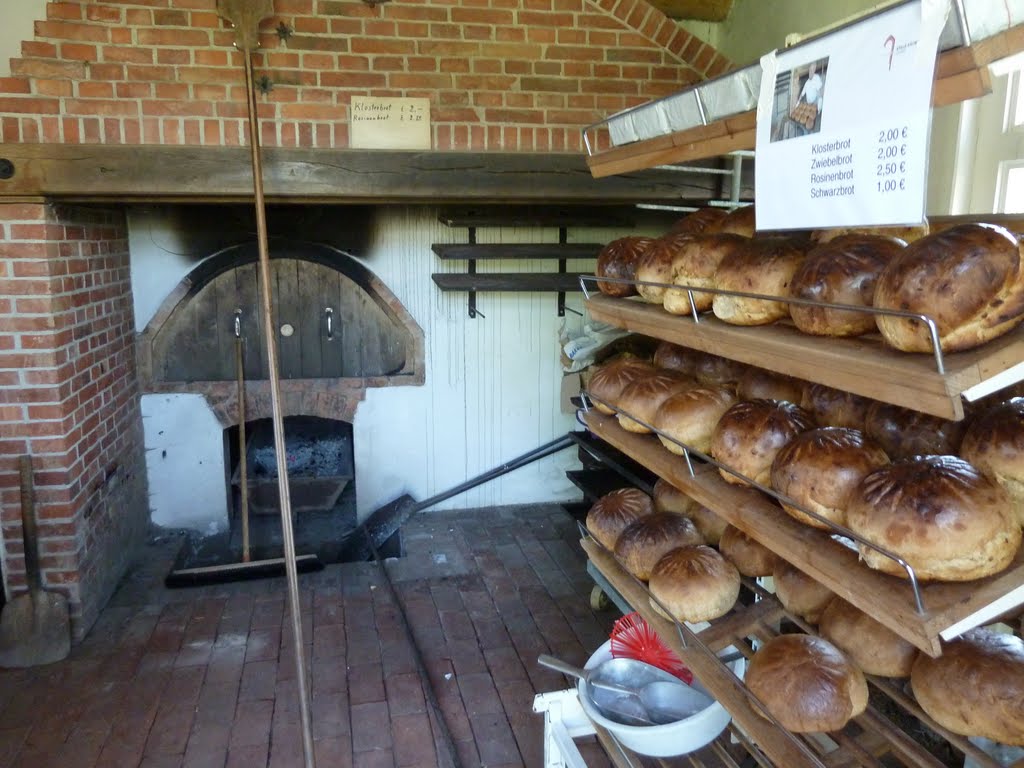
[933,65,992,109]
[235,262,266,380]
[0,145,722,204]
[273,259,302,379]
[583,294,1024,421]
[589,128,756,179]
[431,243,603,260]
[584,411,1024,657]
[431,272,588,292]
[214,269,239,382]
[934,45,980,80]
[970,21,1024,70]
[320,267,343,378]
[438,206,636,228]
[297,261,325,379]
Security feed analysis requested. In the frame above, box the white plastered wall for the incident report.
[0,1,48,78]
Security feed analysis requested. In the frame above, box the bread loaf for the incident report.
[586,358,657,415]
[713,238,808,325]
[801,384,872,431]
[689,505,728,546]
[636,232,694,304]
[911,628,1024,745]
[864,401,965,460]
[663,233,749,315]
[874,223,1024,352]
[960,397,1024,526]
[772,559,833,623]
[652,341,699,377]
[811,222,928,244]
[694,353,745,388]
[614,512,704,580]
[819,598,918,678]
[586,488,655,550]
[597,236,655,297]
[653,385,738,455]
[711,399,816,486]
[649,545,740,623]
[668,206,728,235]
[617,372,693,433]
[652,478,698,516]
[714,205,756,237]
[746,634,868,733]
[738,367,804,404]
[719,525,777,577]
[790,234,905,337]
[770,427,890,530]
[847,455,1021,581]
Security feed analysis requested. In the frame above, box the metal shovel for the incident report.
[538,654,713,726]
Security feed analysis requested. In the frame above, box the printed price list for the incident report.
[876,125,910,193]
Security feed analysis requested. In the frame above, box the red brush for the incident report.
[609,612,693,684]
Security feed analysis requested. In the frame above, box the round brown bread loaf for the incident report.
[711,399,816,486]
[636,232,694,304]
[790,234,905,337]
[719,525,777,577]
[648,545,740,623]
[864,401,966,460]
[616,372,693,433]
[847,455,1022,581]
[911,628,1024,745]
[614,512,704,580]
[689,505,728,546]
[585,488,655,550]
[668,206,728,235]
[586,358,657,415]
[713,238,809,325]
[819,598,918,678]
[811,221,929,244]
[596,236,655,297]
[653,385,738,455]
[960,397,1024,526]
[874,223,1024,352]
[801,384,872,431]
[663,233,749,315]
[652,478,698,516]
[693,353,745,388]
[713,204,756,237]
[738,367,804,404]
[772,559,834,623]
[746,634,868,733]
[770,427,890,529]
[652,341,699,377]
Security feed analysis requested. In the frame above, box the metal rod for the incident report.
[242,51,316,768]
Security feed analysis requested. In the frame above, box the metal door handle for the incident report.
[325,307,334,341]
[234,309,242,338]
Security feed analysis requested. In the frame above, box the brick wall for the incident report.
[0,202,148,639]
[0,0,730,152]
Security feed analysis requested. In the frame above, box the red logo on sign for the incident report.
[884,34,896,70]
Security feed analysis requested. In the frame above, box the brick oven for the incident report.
[0,0,729,640]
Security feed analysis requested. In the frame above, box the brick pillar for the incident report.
[0,201,148,640]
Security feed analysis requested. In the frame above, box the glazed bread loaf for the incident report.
[653,386,738,455]
[636,232,694,304]
[663,233,749,315]
[668,206,728,235]
[652,478,698,516]
[711,399,816,486]
[960,397,1024,526]
[713,238,808,325]
[689,505,729,546]
[772,559,834,623]
[714,204,756,237]
[693,353,745,388]
[770,427,890,530]
[586,358,657,415]
[585,488,655,550]
[874,223,1024,352]
[864,402,966,460]
[614,512,704,580]
[911,628,1024,745]
[652,341,699,377]
[597,236,655,297]
[746,634,868,733]
[648,545,740,623]
[819,598,918,678]
[738,366,804,404]
[811,222,929,244]
[617,372,693,433]
[719,525,777,577]
[801,384,872,431]
[790,234,905,337]
[846,455,1022,581]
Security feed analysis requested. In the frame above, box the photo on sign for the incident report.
[770,57,829,143]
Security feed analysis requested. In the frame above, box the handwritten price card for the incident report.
[754,0,948,230]
[350,96,431,150]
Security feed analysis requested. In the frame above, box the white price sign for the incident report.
[754,0,948,231]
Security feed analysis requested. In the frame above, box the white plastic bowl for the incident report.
[577,640,745,757]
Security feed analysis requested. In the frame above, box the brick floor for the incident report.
[0,504,619,767]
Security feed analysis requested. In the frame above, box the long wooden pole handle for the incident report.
[18,455,41,593]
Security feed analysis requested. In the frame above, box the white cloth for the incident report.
[800,73,823,108]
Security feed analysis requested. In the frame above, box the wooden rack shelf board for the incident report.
[431,273,588,292]
[583,411,1024,657]
[431,243,602,260]
[583,294,1024,421]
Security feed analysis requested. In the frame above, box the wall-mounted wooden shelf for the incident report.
[431,243,602,260]
[431,273,588,292]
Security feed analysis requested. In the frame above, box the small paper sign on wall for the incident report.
[350,96,431,150]
[754,0,948,231]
